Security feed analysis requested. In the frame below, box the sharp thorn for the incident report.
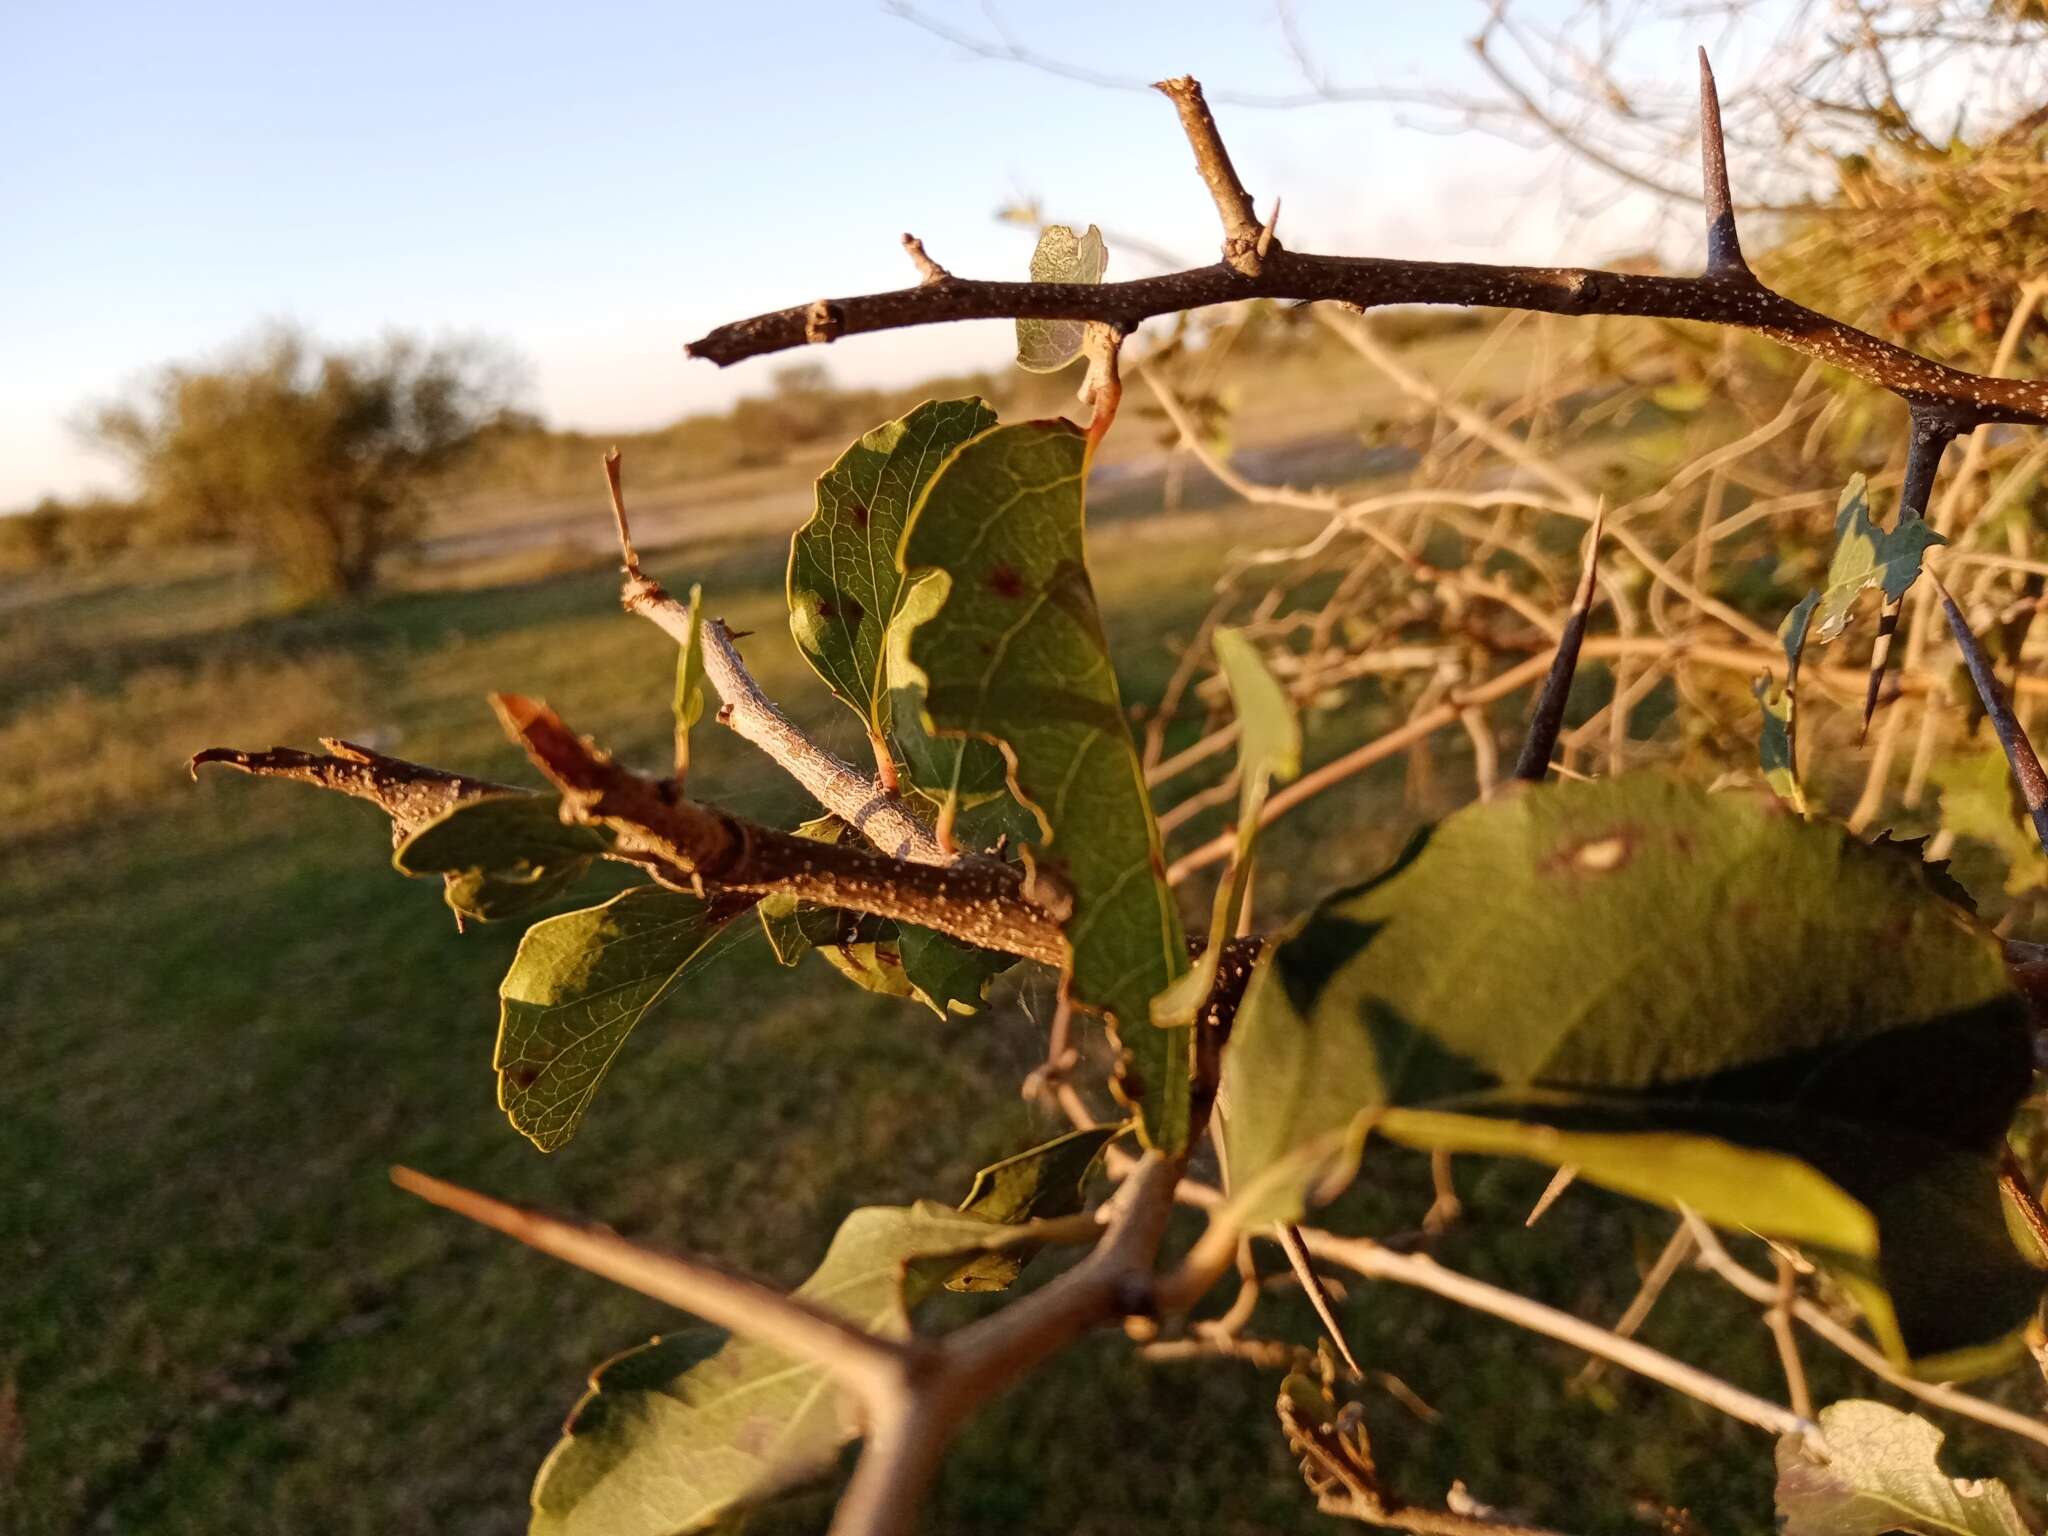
[1276,1223,1362,1377]
[1697,49,1749,279]
[1526,1165,1578,1228]
[1512,503,1606,782]
[1932,571,2048,858]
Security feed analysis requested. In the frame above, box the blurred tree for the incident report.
[93,326,520,602]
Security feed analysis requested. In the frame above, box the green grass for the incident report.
[7,473,2046,1535]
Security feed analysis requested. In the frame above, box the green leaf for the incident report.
[1757,591,1819,812]
[898,418,1189,1151]
[896,925,1015,1016]
[940,1125,1118,1293]
[392,793,611,923]
[671,582,706,782]
[884,572,1038,850]
[1776,1400,2032,1536]
[753,817,1015,1011]
[1154,627,1300,1027]
[1016,223,1108,373]
[1221,774,2039,1370]
[496,886,732,1153]
[1650,379,1713,414]
[1934,745,2048,896]
[1811,474,1945,645]
[789,398,998,736]
[756,816,858,965]
[531,1203,1069,1536]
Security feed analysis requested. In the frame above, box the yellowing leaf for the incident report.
[1016,223,1108,373]
[1776,1400,2032,1536]
[1757,591,1819,812]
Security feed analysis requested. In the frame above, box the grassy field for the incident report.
[8,374,2048,1535]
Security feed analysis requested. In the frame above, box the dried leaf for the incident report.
[1776,1400,2032,1536]
[1016,223,1108,373]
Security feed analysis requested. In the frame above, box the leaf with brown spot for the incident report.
[898,418,1189,1150]
[496,886,736,1152]
[1222,773,2039,1372]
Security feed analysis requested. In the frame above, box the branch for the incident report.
[685,60,2048,430]
[492,693,1071,964]
[397,1151,1189,1536]
[828,1152,1185,1536]
[1296,1227,1818,1443]
[604,451,951,864]
[1678,1211,2048,1455]
[1163,626,2048,882]
[1155,76,1271,275]
[188,738,515,842]
[391,1166,912,1404]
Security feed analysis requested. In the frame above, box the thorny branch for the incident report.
[492,692,1074,965]
[188,738,514,842]
[192,40,2048,1536]
[686,71,2048,431]
[604,449,949,863]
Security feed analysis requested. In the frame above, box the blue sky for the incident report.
[0,1,1696,507]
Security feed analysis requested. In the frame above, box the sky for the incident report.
[0,0,1715,508]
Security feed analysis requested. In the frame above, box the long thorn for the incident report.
[1697,50,1748,278]
[1931,571,2048,857]
[1512,502,1606,781]
[1275,1222,1362,1377]
[602,447,644,582]
[1861,411,1957,739]
[1526,1166,1578,1227]
[1859,598,1902,744]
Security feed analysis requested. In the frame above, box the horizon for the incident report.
[2,0,1763,511]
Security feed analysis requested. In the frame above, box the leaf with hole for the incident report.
[1016,223,1108,373]
[1776,1400,2032,1536]
[496,886,734,1152]
[898,417,1189,1150]
[530,1202,1085,1536]
[392,793,611,923]
[1220,774,2039,1371]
